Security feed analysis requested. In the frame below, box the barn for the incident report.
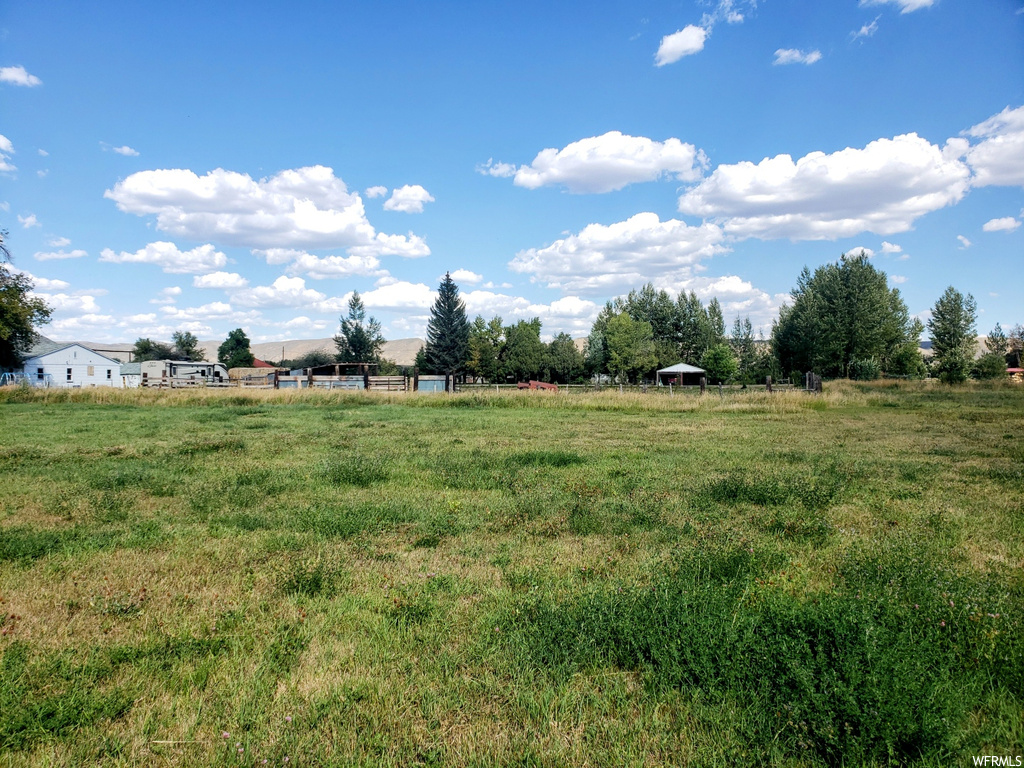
[656,363,706,386]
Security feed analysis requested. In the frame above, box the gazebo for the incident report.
[656,363,705,386]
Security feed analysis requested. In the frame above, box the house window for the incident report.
[107,369,112,379]
[37,367,44,381]
[66,368,72,382]
[87,366,95,376]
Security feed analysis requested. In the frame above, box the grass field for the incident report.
[1,382,1022,766]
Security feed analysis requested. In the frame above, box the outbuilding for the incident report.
[656,363,705,386]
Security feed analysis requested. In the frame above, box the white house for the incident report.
[21,343,123,388]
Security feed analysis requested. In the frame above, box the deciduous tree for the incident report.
[0,230,52,368]
[218,328,255,369]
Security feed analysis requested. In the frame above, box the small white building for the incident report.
[21,343,123,388]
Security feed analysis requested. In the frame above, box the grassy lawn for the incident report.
[0,382,1022,766]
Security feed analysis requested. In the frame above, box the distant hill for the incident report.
[198,337,424,367]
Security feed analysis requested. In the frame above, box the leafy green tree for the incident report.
[171,330,204,361]
[772,252,920,378]
[974,353,1007,380]
[676,291,711,365]
[546,333,585,383]
[730,317,758,383]
[584,302,615,378]
[706,298,726,350]
[605,312,657,383]
[502,318,545,382]
[0,230,52,368]
[279,349,336,370]
[701,343,738,384]
[928,286,977,384]
[622,283,680,369]
[425,272,470,376]
[335,292,385,363]
[132,338,176,362]
[218,328,255,369]
[467,315,503,382]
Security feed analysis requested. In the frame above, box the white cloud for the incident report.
[37,149,48,157]
[851,17,880,40]
[365,185,387,198]
[982,216,1021,232]
[19,213,40,228]
[0,65,42,87]
[193,271,250,289]
[283,316,329,331]
[99,241,227,274]
[255,248,388,280]
[112,145,139,157]
[859,0,935,13]
[639,273,786,330]
[773,49,822,66]
[475,159,518,178]
[463,291,602,337]
[448,269,483,284]
[159,301,262,326]
[32,292,101,313]
[48,314,118,337]
[34,248,88,261]
[357,280,435,311]
[47,236,71,247]
[36,169,48,178]
[231,276,326,308]
[105,165,428,252]
[880,241,902,254]
[963,105,1024,187]
[511,131,707,194]
[655,25,707,65]
[509,212,727,294]
[150,286,182,305]
[31,275,71,291]
[678,133,971,240]
[847,245,876,258]
[890,275,908,284]
[383,184,435,213]
[957,235,972,249]
[0,134,14,174]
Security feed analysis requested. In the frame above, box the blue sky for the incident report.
[2,0,1022,346]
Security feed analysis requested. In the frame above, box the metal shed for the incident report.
[656,363,705,386]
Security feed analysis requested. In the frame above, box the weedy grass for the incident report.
[0,380,1022,766]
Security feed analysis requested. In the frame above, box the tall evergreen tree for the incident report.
[425,272,470,375]
[335,292,385,363]
[928,286,977,384]
[676,291,711,365]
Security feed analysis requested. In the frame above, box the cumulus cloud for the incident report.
[859,0,935,13]
[463,291,602,337]
[0,134,14,173]
[47,236,71,247]
[383,184,435,213]
[449,269,483,284]
[105,165,429,253]
[511,131,707,194]
[677,133,971,240]
[231,276,327,308]
[34,248,88,261]
[890,275,908,284]
[0,65,42,87]
[846,245,876,258]
[19,213,40,228]
[355,280,435,311]
[48,314,118,337]
[112,145,139,156]
[509,212,726,294]
[957,235,971,249]
[31,292,101,313]
[159,301,261,326]
[773,49,822,66]
[30,275,71,291]
[982,216,1021,232]
[255,248,388,280]
[193,271,250,289]
[150,286,182,305]
[475,159,517,178]
[655,25,707,66]
[880,241,902,254]
[365,185,387,198]
[642,273,787,330]
[963,105,1024,187]
[99,241,227,274]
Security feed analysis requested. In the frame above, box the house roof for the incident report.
[657,363,706,374]
[23,342,122,366]
[252,358,275,368]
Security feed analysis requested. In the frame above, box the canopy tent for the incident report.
[656,363,705,386]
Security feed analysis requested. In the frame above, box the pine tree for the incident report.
[928,286,977,384]
[425,272,470,375]
[334,292,385,363]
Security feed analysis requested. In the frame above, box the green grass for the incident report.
[0,382,1022,766]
